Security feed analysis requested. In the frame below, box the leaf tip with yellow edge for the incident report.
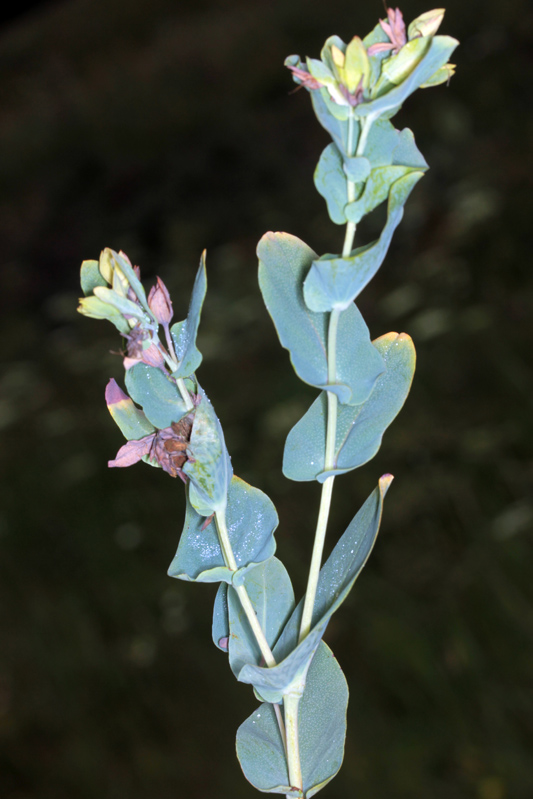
[379,473,394,496]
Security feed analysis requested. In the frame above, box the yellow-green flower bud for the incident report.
[99,248,114,283]
[344,36,371,93]
[382,37,431,85]
[408,8,445,40]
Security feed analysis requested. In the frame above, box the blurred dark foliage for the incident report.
[0,0,532,797]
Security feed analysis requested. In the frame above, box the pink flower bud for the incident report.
[140,343,166,369]
[123,344,166,371]
[148,277,173,325]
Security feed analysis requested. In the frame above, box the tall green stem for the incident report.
[176,377,194,411]
[215,511,276,668]
[342,110,358,258]
[342,111,374,257]
[299,112,377,643]
[179,372,297,790]
[298,308,340,642]
[284,693,303,793]
[215,510,301,793]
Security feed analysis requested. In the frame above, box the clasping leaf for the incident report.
[284,332,415,481]
[168,476,278,583]
[258,232,384,405]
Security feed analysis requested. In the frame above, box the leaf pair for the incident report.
[258,233,384,406]
[235,477,391,795]
[314,116,427,225]
[168,476,278,583]
[284,332,416,482]
[306,170,423,311]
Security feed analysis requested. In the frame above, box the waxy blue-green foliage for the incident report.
[237,642,348,798]
[258,232,385,405]
[78,9,457,797]
[168,476,278,583]
[283,333,416,482]
[125,363,189,429]
[170,256,207,379]
[237,477,391,703]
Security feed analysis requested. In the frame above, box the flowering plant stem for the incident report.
[77,9,458,796]
[298,109,373,645]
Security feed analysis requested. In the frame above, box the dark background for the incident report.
[1,0,532,797]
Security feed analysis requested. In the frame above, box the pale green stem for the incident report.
[297,114,377,642]
[161,324,195,412]
[342,109,357,258]
[284,693,303,793]
[342,112,375,257]
[176,377,194,411]
[214,510,296,785]
[298,309,340,643]
[288,115,374,788]
[215,510,276,668]
[157,342,193,411]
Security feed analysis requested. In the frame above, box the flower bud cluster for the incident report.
[78,249,202,479]
[285,6,455,110]
[78,248,178,374]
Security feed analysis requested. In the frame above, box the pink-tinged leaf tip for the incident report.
[105,378,129,407]
[218,637,229,652]
[108,436,154,468]
[380,474,395,496]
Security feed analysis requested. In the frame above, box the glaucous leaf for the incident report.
[227,558,294,679]
[80,259,107,296]
[392,127,428,169]
[310,88,351,150]
[168,476,277,583]
[258,232,384,405]
[303,171,423,312]
[344,165,421,225]
[343,155,371,182]
[313,144,348,225]
[182,387,232,515]
[238,477,390,702]
[283,333,415,481]
[170,254,207,379]
[363,117,401,167]
[320,34,346,74]
[125,363,189,429]
[236,641,348,797]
